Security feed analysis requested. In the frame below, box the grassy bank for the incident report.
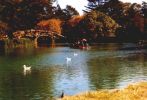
[60,82,147,100]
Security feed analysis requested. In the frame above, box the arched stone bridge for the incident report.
[13,29,64,46]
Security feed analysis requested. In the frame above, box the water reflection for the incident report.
[0,44,147,99]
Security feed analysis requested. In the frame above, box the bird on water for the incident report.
[60,90,64,98]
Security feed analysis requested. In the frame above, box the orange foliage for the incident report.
[0,21,9,32]
[68,16,84,27]
[37,19,62,34]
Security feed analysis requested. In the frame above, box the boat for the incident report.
[70,39,90,49]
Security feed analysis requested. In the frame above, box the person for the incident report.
[81,38,87,47]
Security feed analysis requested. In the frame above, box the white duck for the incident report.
[23,65,31,71]
[66,57,71,62]
[74,53,78,56]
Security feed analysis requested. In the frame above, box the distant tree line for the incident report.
[0,0,147,43]
[67,0,147,42]
[83,0,147,42]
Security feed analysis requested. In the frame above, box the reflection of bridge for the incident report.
[13,29,64,46]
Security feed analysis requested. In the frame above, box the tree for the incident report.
[0,21,8,32]
[62,15,84,42]
[84,0,109,13]
[64,5,79,18]
[142,2,147,18]
[37,19,62,35]
[87,0,109,7]
[0,0,55,37]
[142,2,147,34]
[55,5,79,21]
[79,11,119,39]
[87,0,144,41]
[68,16,83,27]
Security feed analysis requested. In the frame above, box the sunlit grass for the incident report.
[60,82,147,100]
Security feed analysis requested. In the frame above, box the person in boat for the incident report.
[79,38,89,49]
[70,38,89,49]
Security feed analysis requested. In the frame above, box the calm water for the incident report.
[0,43,147,100]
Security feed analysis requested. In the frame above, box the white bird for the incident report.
[74,53,78,56]
[66,57,71,62]
[23,65,31,71]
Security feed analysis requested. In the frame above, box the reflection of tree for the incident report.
[78,11,119,40]
[87,57,121,89]
[118,52,147,83]
[87,49,147,90]
[0,69,56,99]
[0,48,58,99]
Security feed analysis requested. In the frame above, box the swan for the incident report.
[66,57,71,62]
[74,53,78,56]
[23,65,31,71]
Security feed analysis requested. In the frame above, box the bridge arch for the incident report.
[35,36,54,46]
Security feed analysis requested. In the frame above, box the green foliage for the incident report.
[62,16,84,42]
[80,11,119,39]
[0,0,55,35]
[86,0,145,41]
[142,1,147,18]
[0,0,146,42]
[55,5,79,20]
[142,2,147,33]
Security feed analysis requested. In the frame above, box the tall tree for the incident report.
[84,0,109,13]
[62,15,84,42]
[77,11,119,40]
[55,5,79,21]
[0,0,55,37]
[64,5,79,19]
[142,2,147,18]
[142,2,147,34]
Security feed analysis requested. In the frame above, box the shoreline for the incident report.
[60,81,147,100]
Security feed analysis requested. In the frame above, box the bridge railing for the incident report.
[13,29,65,39]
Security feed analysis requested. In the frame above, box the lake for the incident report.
[0,43,147,100]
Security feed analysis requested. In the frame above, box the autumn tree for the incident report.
[0,21,9,39]
[0,0,55,38]
[0,21,8,33]
[53,5,80,42]
[37,19,62,35]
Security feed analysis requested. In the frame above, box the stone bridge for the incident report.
[13,29,64,46]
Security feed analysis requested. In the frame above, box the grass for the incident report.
[60,82,147,100]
